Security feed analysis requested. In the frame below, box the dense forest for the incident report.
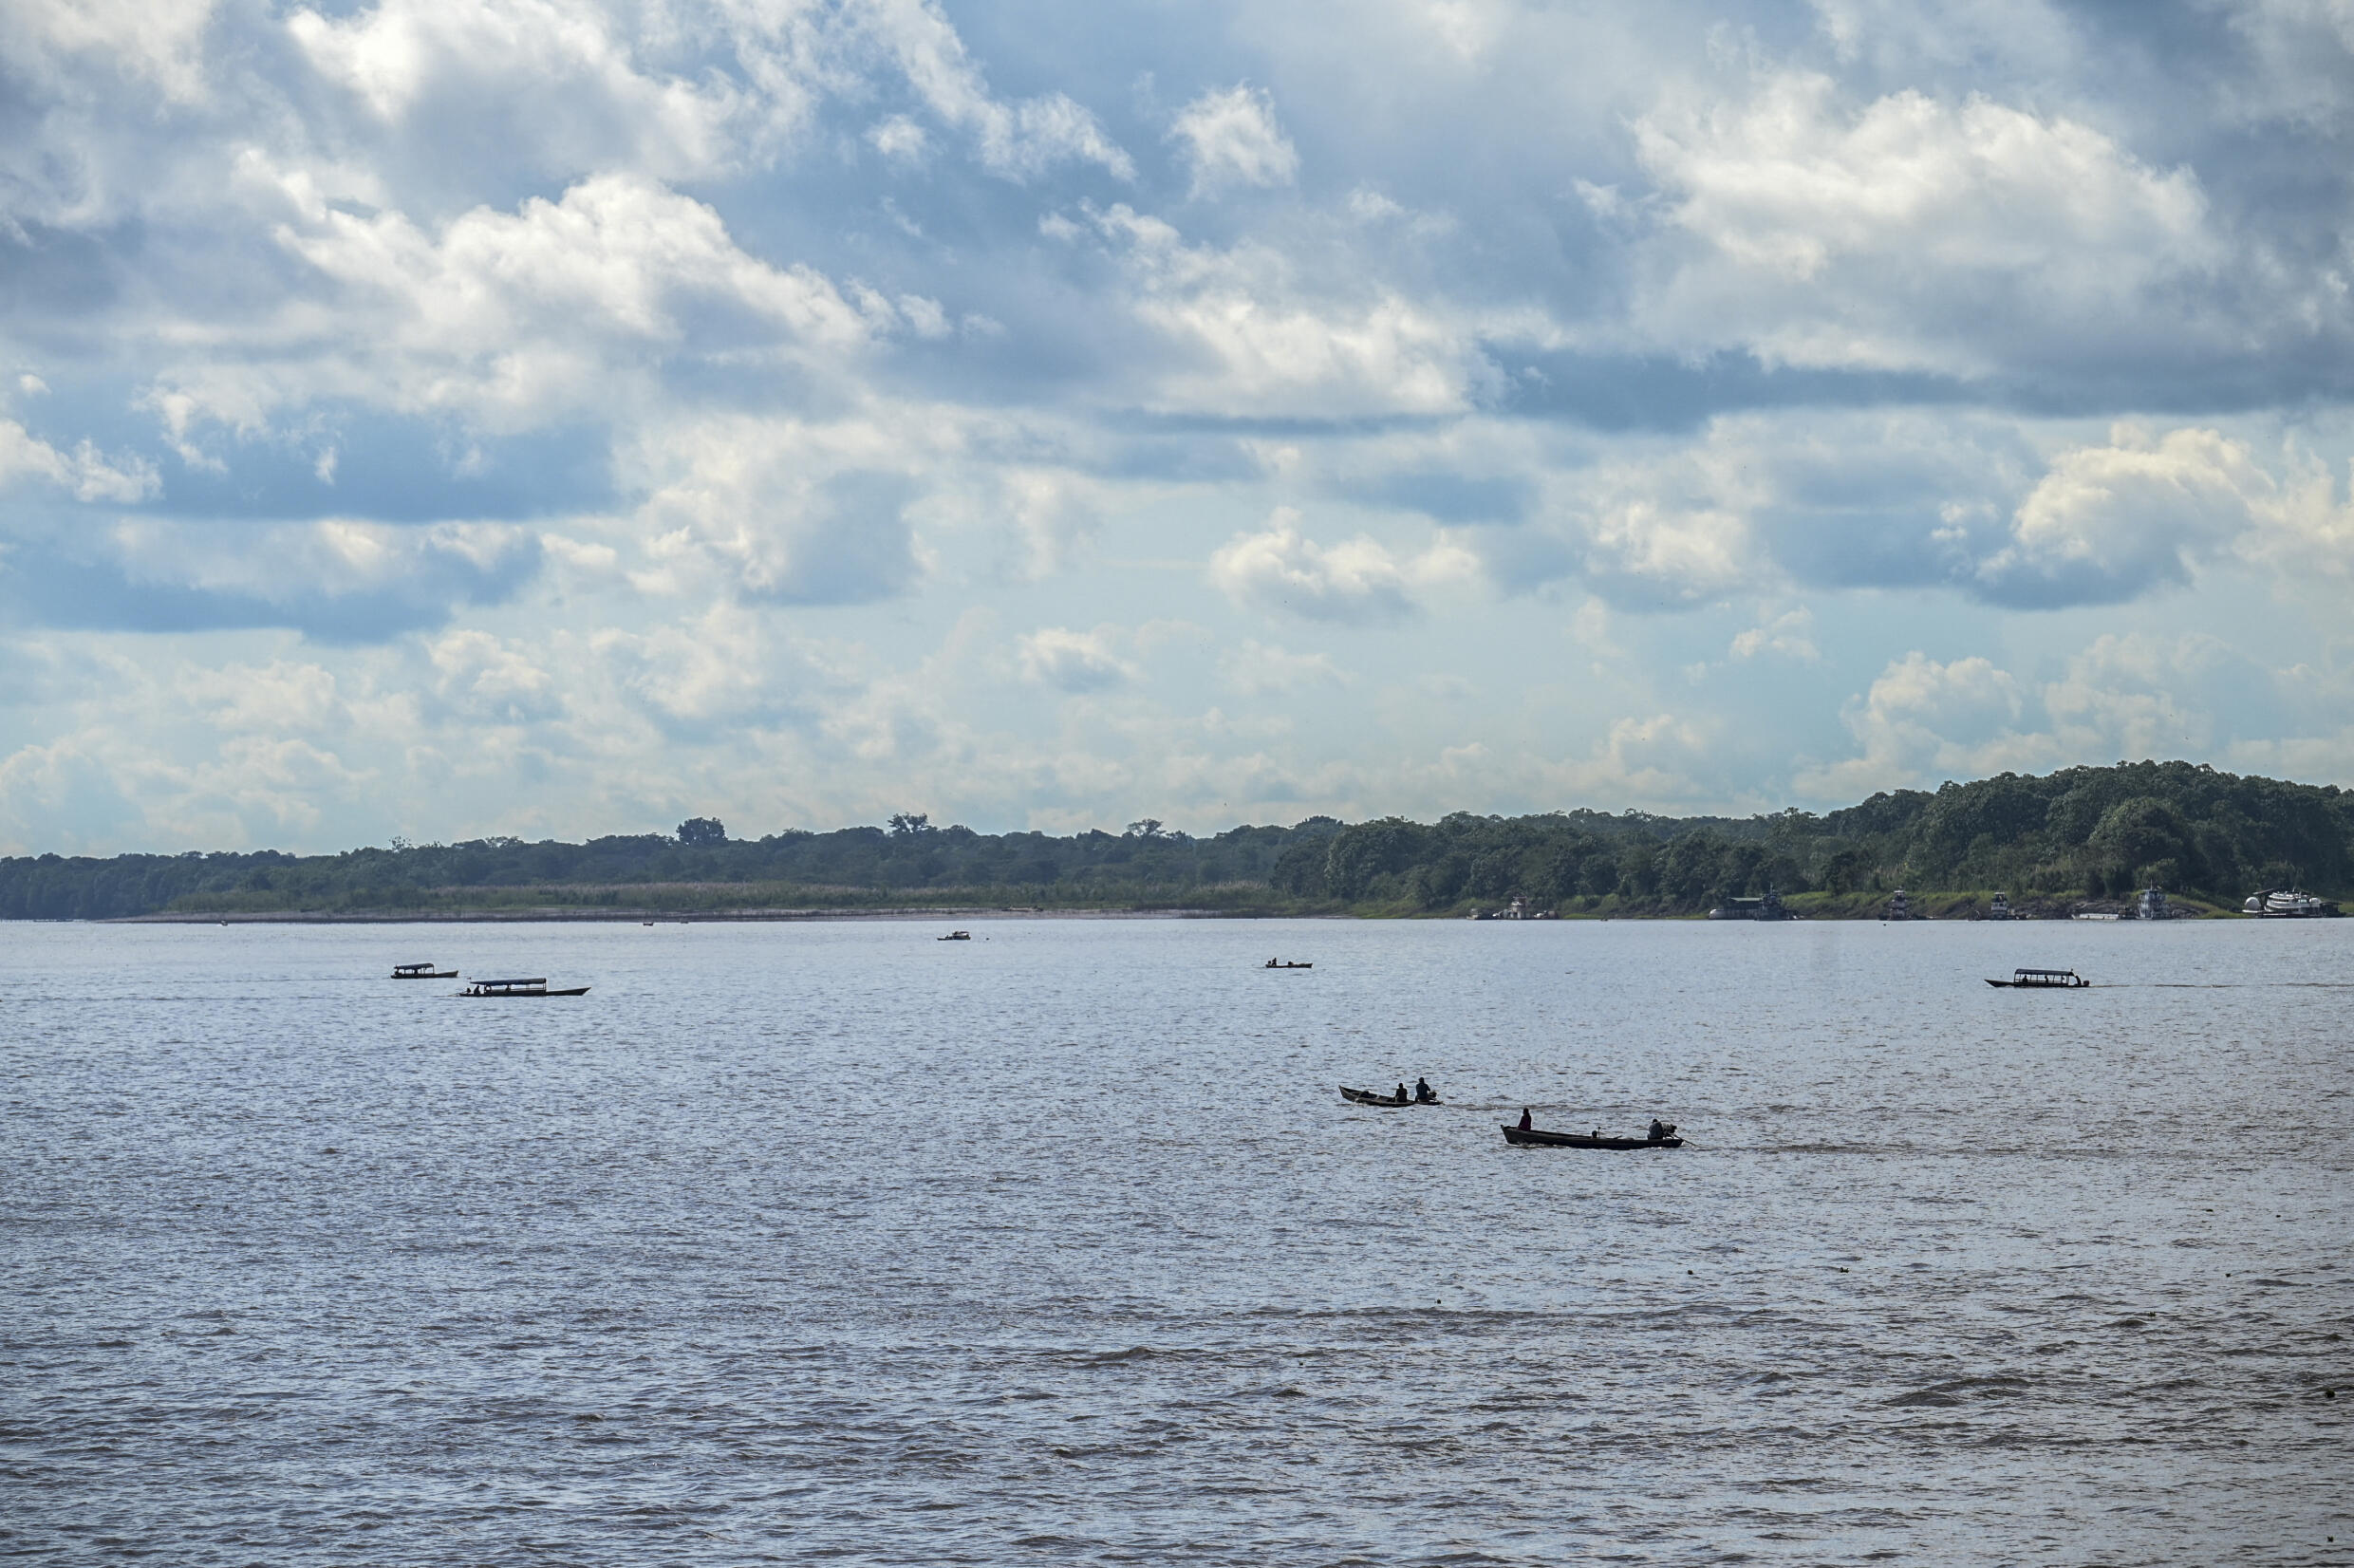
[3,761,2348,920]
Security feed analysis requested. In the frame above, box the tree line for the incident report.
[2,761,2346,920]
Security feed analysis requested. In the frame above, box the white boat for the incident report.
[2243,888,2341,918]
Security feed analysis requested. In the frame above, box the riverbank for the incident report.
[91,887,2256,922]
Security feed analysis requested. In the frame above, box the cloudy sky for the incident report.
[3,0,2351,852]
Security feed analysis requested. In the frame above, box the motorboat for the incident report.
[1985,968,2088,988]
[1503,1123,1682,1149]
[939,930,971,941]
[459,978,590,998]
[391,961,456,979]
[1264,959,1313,968]
[1340,1085,1439,1107]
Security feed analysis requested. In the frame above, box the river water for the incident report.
[3,916,2348,1564]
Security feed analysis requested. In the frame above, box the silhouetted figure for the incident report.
[1648,1118,1668,1143]
[1518,1108,1532,1131]
[1414,1077,1434,1103]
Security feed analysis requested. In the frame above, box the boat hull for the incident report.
[1341,1085,1437,1107]
[1502,1126,1682,1149]
[461,986,591,998]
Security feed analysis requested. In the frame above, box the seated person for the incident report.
[1518,1108,1532,1130]
[1414,1077,1434,1103]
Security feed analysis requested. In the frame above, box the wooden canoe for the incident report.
[1502,1125,1682,1149]
[1340,1085,1439,1107]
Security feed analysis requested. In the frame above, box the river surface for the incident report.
[3,917,2349,1565]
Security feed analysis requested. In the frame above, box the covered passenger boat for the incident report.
[391,961,457,979]
[1984,968,2088,988]
[459,978,590,998]
[1502,1124,1682,1148]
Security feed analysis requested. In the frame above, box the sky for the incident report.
[2,0,2351,853]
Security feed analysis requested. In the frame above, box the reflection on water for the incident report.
[3,917,2348,1564]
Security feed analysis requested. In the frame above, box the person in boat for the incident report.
[1647,1118,1668,1143]
[1414,1077,1434,1103]
[1518,1108,1532,1131]
[1396,1083,1409,1104]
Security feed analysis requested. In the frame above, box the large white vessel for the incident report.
[2243,888,2342,918]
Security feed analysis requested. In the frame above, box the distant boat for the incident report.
[1988,892,2012,921]
[939,930,971,941]
[460,978,590,998]
[1709,887,1789,921]
[1264,959,1313,968]
[1503,1124,1682,1149]
[391,961,456,980]
[1340,1085,1438,1107]
[1985,968,2088,989]
[2244,888,2341,918]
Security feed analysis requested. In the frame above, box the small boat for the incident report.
[1985,968,2088,989]
[939,930,971,941]
[1339,1085,1439,1107]
[391,961,457,980]
[1264,959,1313,969]
[460,978,590,998]
[1503,1124,1682,1149]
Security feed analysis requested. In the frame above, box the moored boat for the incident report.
[392,961,457,979]
[1984,968,2088,988]
[460,977,590,998]
[2244,888,2341,918]
[1502,1124,1682,1149]
[939,930,971,941]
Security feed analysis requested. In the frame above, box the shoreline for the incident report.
[76,905,2263,925]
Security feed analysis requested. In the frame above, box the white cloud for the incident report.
[1971,424,2354,605]
[1796,650,2030,797]
[623,412,934,605]
[289,0,745,180]
[854,0,1133,180]
[141,170,883,445]
[1978,424,2272,603]
[1210,509,1475,624]
[1170,84,1300,198]
[1076,203,1489,417]
[1628,72,2221,372]
[427,629,561,723]
[1018,625,1137,692]
[105,517,536,626]
[1729,606,1819,663]
[0,420,159,503]
[0,0,218,103]
[1218,639,1346,697]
